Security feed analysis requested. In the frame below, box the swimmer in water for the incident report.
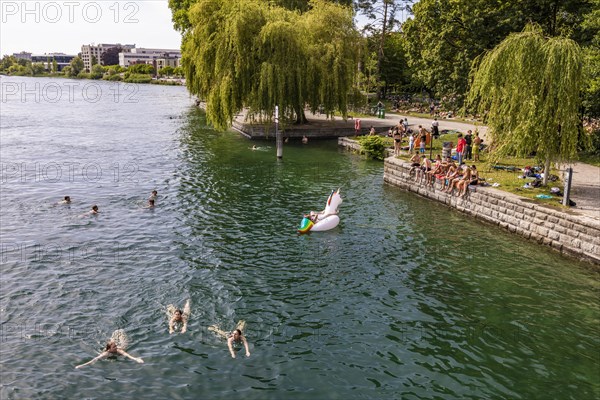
[168,299,190,334]
[302,135,308,144]
[149,190,157,200]
[144,199,155,209]
[75,330,143,368]
[252,145,258,150]
[60,196,71,204]
[208,320,250,358]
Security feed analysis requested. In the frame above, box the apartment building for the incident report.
[81,43,135,71]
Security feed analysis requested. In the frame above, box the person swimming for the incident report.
[144,199,155,209]
[252,145,258,150]
[149,190,158,200]
[80,205,99,217]
[167,299,190,334]
[75,330,143,368]
[208,320,250,358]
[60,196,71,204]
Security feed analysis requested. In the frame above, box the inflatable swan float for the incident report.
[298,189,342,234]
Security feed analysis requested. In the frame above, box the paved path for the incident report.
[569,162,600,220]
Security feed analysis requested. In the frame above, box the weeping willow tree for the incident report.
[181,0,360,130]
[468,24,583,185]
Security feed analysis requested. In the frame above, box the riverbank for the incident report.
[0,72,185,85]
[382,155,600,266]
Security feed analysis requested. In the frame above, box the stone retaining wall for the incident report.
[383,156,600,266]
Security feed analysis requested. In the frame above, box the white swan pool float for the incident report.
[298,189,342,234]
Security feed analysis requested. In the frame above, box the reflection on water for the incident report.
[0,77,598,399]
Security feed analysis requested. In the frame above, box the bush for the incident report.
[124,73,152,83]
[357,135,386,160]
[103,74,123,81]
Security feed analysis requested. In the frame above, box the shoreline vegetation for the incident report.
[0,71,185,86]
[0,55,185,85]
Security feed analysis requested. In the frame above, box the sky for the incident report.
[1,0,183,55]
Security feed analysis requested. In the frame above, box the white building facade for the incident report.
[81,43,135,71]
[118,48,181,70]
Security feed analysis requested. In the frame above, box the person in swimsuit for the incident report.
[393,130,403,156]
[149,190,158,200]
[168,299,190,334]
[75,330,143,368]
[208,320,251,358]
[145,199,155,209]
[60,196,71,204]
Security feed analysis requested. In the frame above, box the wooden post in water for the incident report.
[275,106,282,159]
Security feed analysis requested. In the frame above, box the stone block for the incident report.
[547,216,559,224]
[555,225,566,234]
[536,226,549,237]
[535,212,547,221]
[581,240,596,255]
[514,206,525,214]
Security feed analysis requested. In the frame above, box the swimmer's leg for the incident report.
[236,320,246,333]
[166,304,176,319]
[208,325,229,339]
[183,299,191,319]
[111,329,129,350]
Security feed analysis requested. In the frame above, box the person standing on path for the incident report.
[465,130,473,160]
[456,133,466,165]
[432,118,439,139]
[419,125,427,154]
[473,131,482,162]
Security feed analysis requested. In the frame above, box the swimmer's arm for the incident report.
[242,336,250,357]
[227,337,236,358]
[117,349,144,363]
[181,317,188,334]
[75,351,109,368]
[169,317,176,334]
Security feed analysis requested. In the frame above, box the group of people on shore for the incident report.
[76,300,251,368]
[409,153,481,197]
[455,130,483,164]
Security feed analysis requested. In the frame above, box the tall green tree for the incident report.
[181,0,359,130]
[468,24,583,185]
[582,0,600,118]
[356,0,411,97]
[69,56,84,77]
[101,46,122,66]
[169,0,352,33]
[403,0,593,109]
